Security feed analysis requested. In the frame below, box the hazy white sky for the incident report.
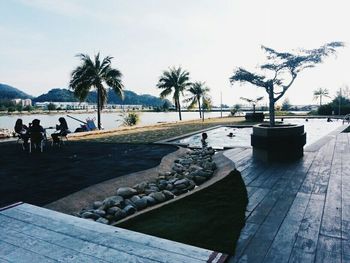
[1,0,349,106]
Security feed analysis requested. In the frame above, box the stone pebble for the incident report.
[78,147,216,225]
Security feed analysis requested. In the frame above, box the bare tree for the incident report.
[230,42,344,126]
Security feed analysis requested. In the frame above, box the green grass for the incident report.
[117,170,248,254]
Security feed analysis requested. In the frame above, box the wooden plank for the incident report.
[315,235,342,263]
[262,192,311,263]
[0,226,111,263]
[229,223,260,262]
[0,240,57,263]
[312,139,335,194]
[320,150,342,239]
[248,166,279,187]
[288,194,325,263]
[245,188,270,212]
[1,204,213,262]
[0,215,155,263]
[246,175,293,225]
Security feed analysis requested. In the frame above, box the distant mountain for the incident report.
[34,88,78,102]
[0,83,33,99]
[34,88,170,107]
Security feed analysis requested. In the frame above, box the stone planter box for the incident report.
[251,124,306,162]
[245,113,264,122]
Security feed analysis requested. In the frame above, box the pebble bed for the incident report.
[78,147,217,225]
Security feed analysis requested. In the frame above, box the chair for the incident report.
[16,134,26,150]
[51,134,68,147]
[29,132,45,153]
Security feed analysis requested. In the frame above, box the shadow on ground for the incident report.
[118,170,248,254]
[0,141,177,207]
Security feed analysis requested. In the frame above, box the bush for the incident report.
[123,112,140,126]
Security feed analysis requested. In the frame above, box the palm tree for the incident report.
[185,82,210,118]
[313,88,330,106]
[69,53,124,129]
[157,66,191,121]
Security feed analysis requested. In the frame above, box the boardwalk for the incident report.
[225,131,350,263]
[0,203,227,263]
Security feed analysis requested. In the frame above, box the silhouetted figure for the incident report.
[327,117,333,122]
[228,132,235,138]
[51,117,70,144]
[29,119,45,146]
[201,132,208,147]
[305,118,309,122]
[281,118,284,122]
[14,118,30,146]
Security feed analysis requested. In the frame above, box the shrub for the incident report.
[123,112,140,126]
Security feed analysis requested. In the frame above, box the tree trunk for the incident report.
[320,95,322,106]
[253,104,256,114]
[198,98,202,118]
[97,86,101,129]
[177,99,182,121]
[268,86,275,127]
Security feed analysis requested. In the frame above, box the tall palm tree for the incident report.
[185,81,210,118]
[313,88,330,106]
[69,53,124,129]
[157,66,191,121]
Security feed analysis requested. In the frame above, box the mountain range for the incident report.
[0,83,170,107]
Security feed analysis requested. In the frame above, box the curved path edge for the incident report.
[44,147,189,215]
[114,150,236,225]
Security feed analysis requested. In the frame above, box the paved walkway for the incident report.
[225,131,350,263]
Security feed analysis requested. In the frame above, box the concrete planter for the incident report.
[245,113,264,122]
[251,124,306,162]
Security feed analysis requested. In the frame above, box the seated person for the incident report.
[228,132,234,138]
[14,118,30,144]
[51,117,70,144]
[29,119,45,145]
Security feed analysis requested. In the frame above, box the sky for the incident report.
[1,0,350,107]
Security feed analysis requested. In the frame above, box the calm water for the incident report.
[172,118,345,149]
[0,111,230,134]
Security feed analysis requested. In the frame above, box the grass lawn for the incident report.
[117,170,248,254]
[72,116,248,143]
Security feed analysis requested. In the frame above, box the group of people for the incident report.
[14,117,70,149]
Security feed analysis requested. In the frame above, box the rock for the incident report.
[133,182,148,194]
[124,199,137,208]
[116,187,137,198]
[107,206,121,215]
[162,190,175,200]
[143,195,157,206]
[81,211,99,220]
[130,195,141,203]
[123,205,136,216]
[96,217,109,224]
[93,209,106,217]
[144,186,159,195]
[134,197,148,210]
[114,208,126,221]
[103,196,124,208]
[194,176,207,185]
[165,183,174,191]
[174,179,189,186]
[92,201,103,209]
[172,164,184,173]
[149,192,166,203]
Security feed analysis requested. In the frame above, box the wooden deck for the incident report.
[0,203,227,263]
[225,131,350,263]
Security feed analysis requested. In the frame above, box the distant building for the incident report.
[34,101,142,110]
[11,98,32,107]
